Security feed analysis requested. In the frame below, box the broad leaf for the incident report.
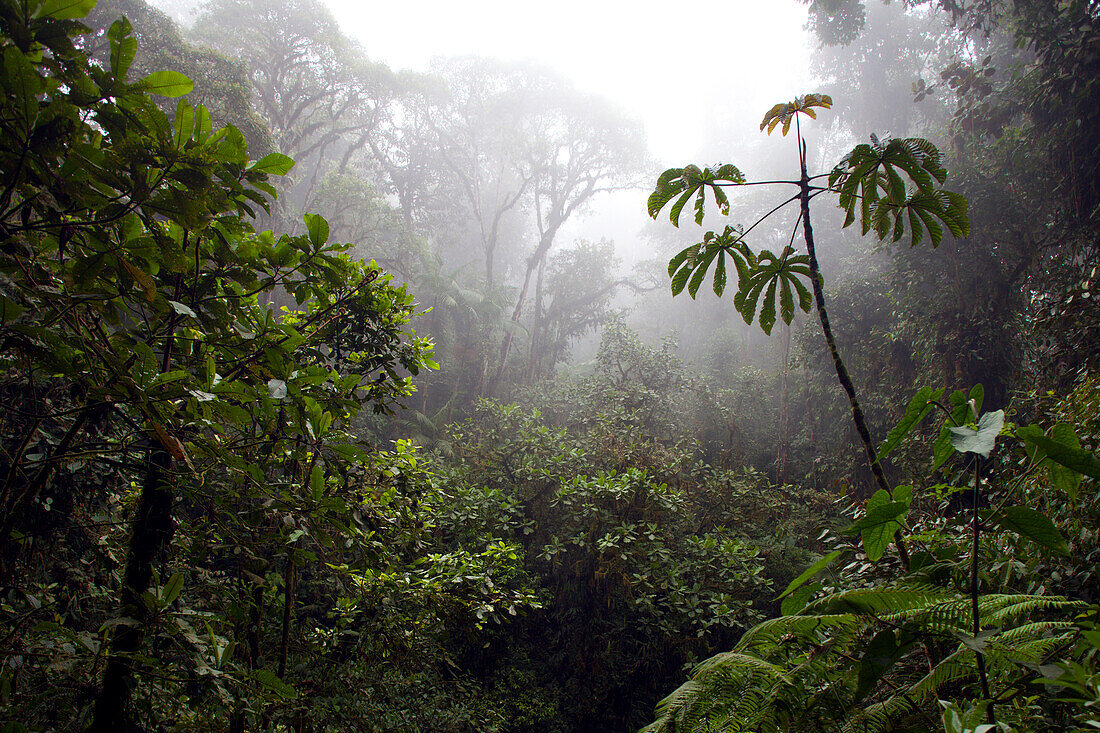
[253,669,298,699]
[304,213,329,248]
[161,572,184,604]
[992,506,1070,556]
[933,385,983,470]
[948,409,1004,458]
[777,549,844,600]
[108,19,136,80]
[250,153,296,177]
[138,70,194,98]
[843,487,912,562]
[856,630,903,702]
[36,0,96,19]
[1018,425,1100,482]
[877,386,944,464]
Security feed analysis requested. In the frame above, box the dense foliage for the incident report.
[0,0,1097,731]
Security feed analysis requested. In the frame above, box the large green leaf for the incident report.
[2,47,43,127]
[108,19,136,80]
[138,70,194,98]
[843,487,912,562]
[250,152,296,176]
[992,506,1070,556]
[1018,425,1100,482]
[304,213,329,248]
[35,0,96,19]
[933,385,983,470]
[777,549,844,601]
[648,164,745,226]
[856,629,904,702]
[253,669,299,699]
[877,386,944,464]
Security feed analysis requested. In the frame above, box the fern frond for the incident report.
[803,584,951,617]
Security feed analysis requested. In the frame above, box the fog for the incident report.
[137,0,1009,453]
[9,2,1099,729]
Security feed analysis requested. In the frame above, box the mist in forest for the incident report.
[5,0,1099,730]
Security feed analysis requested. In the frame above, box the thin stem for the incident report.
[794,119,909,568]
[971,455,996,724]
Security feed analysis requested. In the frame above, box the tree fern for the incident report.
[641,591,1084,733]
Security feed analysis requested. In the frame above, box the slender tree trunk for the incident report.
[527,256,547,384]
[487,239,544,396]
[91,446,175,731]
[797,134,908,567]
[278,557,297,678]
[778,323,792,484]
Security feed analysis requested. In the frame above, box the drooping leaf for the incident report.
[1046,424,1084,497]
[138,70,194,98]
[760,93,832,136]
[877,387,944,464]
[856,630,902,701]
[831,136,968,249]
[250,153,295,176]
[647,164,745,226]
[992,506,1070,556]
[3,47,43,127]
[119,257,157,302]
[948,409,1004,458]
[174,100,195,149]
[304,213,329,248]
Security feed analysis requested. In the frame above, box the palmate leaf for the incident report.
[830,136,967,248]
[734,246,813,335]
[760,93,833,136]
[667,226,752,300]
[648,164,745,226]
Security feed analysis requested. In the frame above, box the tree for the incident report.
[489,81,645,393]
[193,0,392,230]
[0,5,440,728]
[642,91,1100,733]
[649,94,967,504]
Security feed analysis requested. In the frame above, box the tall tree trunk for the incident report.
[487,232,552,396]
[527,255,547,384]
[777,323,791,485]
[91,446,175,731]
[796,133,908,567]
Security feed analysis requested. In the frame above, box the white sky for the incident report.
[323,1,815,163]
